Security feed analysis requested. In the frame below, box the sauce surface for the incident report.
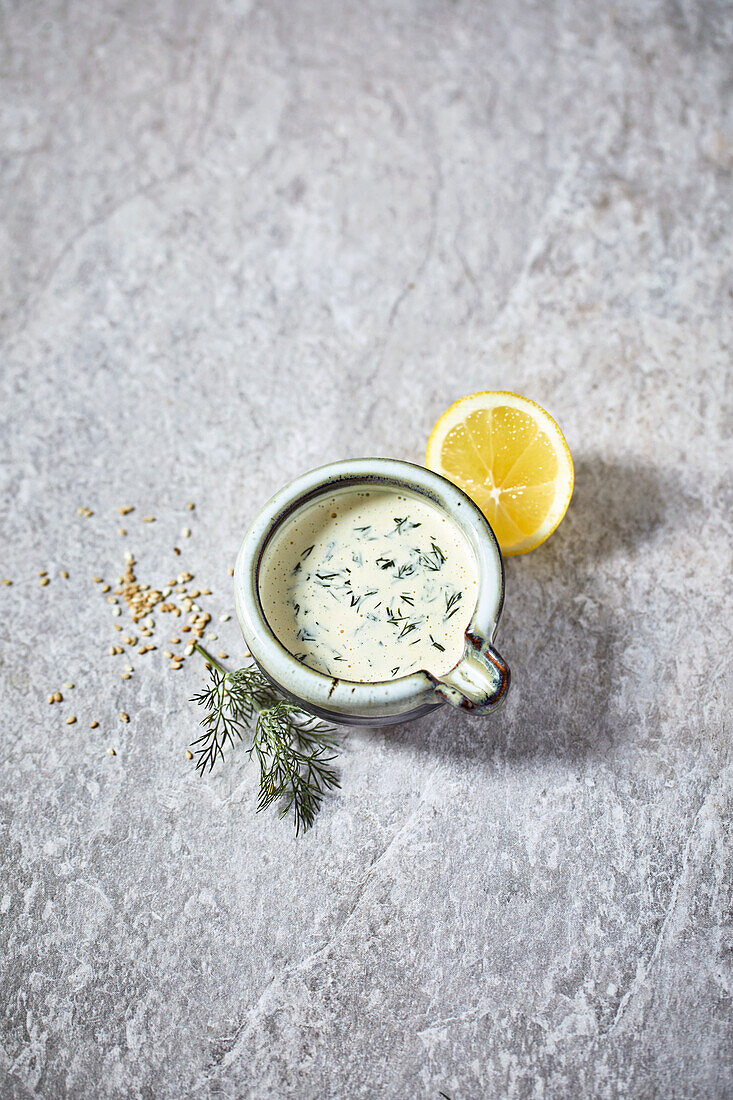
[259,488,478,682]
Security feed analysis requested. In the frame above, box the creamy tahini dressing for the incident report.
[259,489,478,682]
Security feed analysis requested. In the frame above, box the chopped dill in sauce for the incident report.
[259,489,479,682]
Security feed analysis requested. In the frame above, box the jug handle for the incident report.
[428,631,510,714]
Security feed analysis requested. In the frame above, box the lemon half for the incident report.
[426,391,574,556]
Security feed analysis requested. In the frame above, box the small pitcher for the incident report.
[234,458,510,726]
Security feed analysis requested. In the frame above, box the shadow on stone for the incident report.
[381,456,687,765]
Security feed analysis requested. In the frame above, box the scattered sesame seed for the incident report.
[186,502,195,511]
[170,637,180,644]
[38,570,47,577]
[243,650,251,658]
[163,651,173,659]
[62,682,74,690]
[53,692,62,702]
[119,506,134,515]
[124,551,134,563]
[118,528,127,536]
[107,747,116,755]
[1,579,12,586]
[108,646,117,655]
[200,589,211,596]
[185,749,193,759]
[106,596,118,605]
[92,576,103,583]
[184,644,194,656]
[40,577,50,587]
[228,568,234,576]
[173,547,181,556]
[219,614,231,622]
[90,721,99,729]
[113,624,122,632]
[101,584,110,593]
[120,712,129,723]
[142,516,155,523]
[77,507,94,517]
[112,607,121,617]
[217,652,228,660]
[207,633,218,641]
[181,625,191,633]
[124,664,133,672]
[47,694,55,704]
[181,527,191,538]
[60,570,69,579]
[162,587,171,598]
[65,716,77,725]
[121,673,131,680]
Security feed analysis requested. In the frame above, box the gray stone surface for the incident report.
[1,1,732,1096]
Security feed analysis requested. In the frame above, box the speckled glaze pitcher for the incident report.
[234,459,510,726]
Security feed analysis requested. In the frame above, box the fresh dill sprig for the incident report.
[190,645,340,834]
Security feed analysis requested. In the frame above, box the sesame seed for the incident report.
[107,747,116,755]
[207,632,218,641]
[65,716,77,725]
[181,626,191,633]
[92,576,103,583]
[40,577,50,587]
[53,692,62,702]
[47,694,55,704]
[185,749,193,759]
[217,652,228,660]
[118,528,127,536]
[60,570,69,579]
[186,502,195,511]
[200,589,211,596]
[77,507,93,517]
[38,570,47,577]
[181,527,191,538]
[112,608,121,617]
[173,547,181,556]
[1,579,12,586]
[243,650,251,658]
[120,712,129,723]
[108,646,117,655]
[170,663,182,670]
[62,682,74,690]
[228,568,234,576]
[219,614,231,622]
[106,596,118,605]
[113,624,122,632]
[170,637,180,644]
[101,585,110,593]
[119,506,134,515]
[184,644,195,656]
[121,673,131,680]
[90,721,99,729]
[142,516,155,523]
[124,664,133,672]
[124,552,134,563]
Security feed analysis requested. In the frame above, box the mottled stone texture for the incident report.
[1,0,731,1096]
